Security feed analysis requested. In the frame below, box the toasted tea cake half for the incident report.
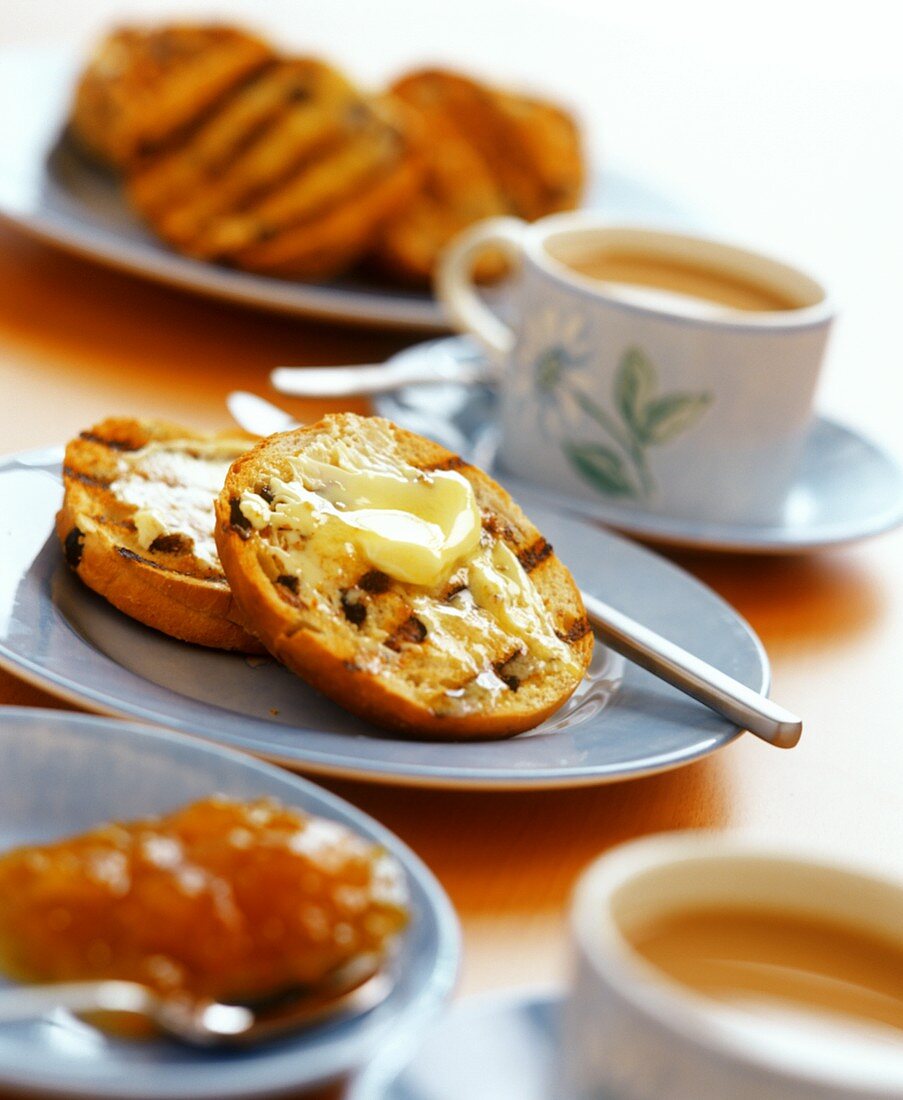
[57,418,260,651]
[215,414,592,739]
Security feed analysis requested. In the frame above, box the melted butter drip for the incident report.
[467,540,576,667]
[111,440,246,567]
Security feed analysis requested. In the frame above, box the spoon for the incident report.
[226,392,802,749]
[270,341,493,398]
[0,958,390,1047]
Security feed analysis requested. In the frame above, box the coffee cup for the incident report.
[437,216,834,525]
[563,832,903,1099]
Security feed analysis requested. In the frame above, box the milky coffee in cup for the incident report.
[438,216,834,526]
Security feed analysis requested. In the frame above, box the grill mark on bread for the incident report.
[78,431,140,452]
[204,77,314,169]
[273,574,303,608]
[64,527,85,569]
[493,649,525,692]
[420,454,466,473]
[518,537,552,573]
[216,121,355,222]
[557,616,591,644]
[134,56,277,162]
[63,465,111,489]
[116,545,220,579]
[384,614,427,651]
[222,136,409,261]
[482,513,516,541]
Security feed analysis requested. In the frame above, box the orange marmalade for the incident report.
[0,797,408,1003]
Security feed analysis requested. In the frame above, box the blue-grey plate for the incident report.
[0,48,695,332]
[347,989,559,1100]
[375,338,903,553]
[0,447,766,789]
[0,708,458,1099]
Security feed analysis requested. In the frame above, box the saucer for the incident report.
[374,337,903,553]
[347,988,560,1100]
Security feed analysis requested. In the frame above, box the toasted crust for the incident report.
[214,414,592,739]
[70,24,275,170]
[371,68,585,283]
[57,418,261,652]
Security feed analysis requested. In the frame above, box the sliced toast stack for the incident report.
[69,23,585,283]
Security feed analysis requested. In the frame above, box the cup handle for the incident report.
[436,217,526,362]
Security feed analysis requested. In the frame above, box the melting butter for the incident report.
[239,436,583,681]
[467,541,577,668]
[242,453,482,588]
[111,440,246,567]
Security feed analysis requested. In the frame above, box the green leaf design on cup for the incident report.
[563,443,636,497]
[559,346,713,501]
[614,347,657,436]
[638,392,713,445]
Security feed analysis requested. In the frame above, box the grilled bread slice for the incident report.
[214,414,592,739]
[70,24,275,171]
[372,68,585,283]
[371,98,509,284]
[126,48,422,281]
[57,418,260,652]
[223,103,422,280]
[127,58,359,222]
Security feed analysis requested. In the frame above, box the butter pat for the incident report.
[244,453,482,588]
[303,456,481,587]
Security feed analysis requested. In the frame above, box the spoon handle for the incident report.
[0,979,155,1022]
[270,352,488,398]
[582,593,802,748]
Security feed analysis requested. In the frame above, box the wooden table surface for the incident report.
[2,3,902,1093]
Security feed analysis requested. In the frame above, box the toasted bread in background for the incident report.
[70,26,586,284]
[125,52,423,281]
[372,68,585,283]
[70,24,275,170]
[217,96,423,280]
[215,414,592,739]
[57,418,261,652]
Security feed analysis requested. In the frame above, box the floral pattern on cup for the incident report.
[525,323,713,500]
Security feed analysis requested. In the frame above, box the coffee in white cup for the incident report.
[563,833,903,1100]
[437,217,834,526]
